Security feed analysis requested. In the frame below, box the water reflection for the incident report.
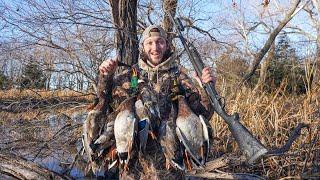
[0,112,89,179]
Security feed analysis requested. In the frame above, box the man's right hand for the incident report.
[99,59,118,75]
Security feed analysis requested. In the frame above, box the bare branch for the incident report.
[240,0,309,85]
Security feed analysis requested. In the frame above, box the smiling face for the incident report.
[143,36,168,66]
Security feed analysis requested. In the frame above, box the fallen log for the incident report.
[0,152,72,180]
[186,171,265,180]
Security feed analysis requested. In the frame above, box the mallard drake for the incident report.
[114,96,137,171]
[175,95,210,170]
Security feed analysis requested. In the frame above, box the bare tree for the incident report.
[0,0,115,92]
[162,0,178,47]
[240,0,308,85]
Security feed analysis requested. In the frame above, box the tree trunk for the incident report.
[162,0,178,48]
[109,0,138,67]
[255,42,275,91]
[315,27,320,86]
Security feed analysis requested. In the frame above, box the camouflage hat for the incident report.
[140,25,167,44]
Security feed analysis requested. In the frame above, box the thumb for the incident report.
[193,72,203,87]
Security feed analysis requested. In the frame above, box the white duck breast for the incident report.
[175,96,210,168]
[176,113,204,148]
[114,109,136,154]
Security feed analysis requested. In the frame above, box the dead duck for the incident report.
[114,96,138,171]
[135,86,160,153]
[82,73,112,174]
[89,110,117,169]
[82,100,109,174]
[175,95,210,170]
[158,104,185,171]
[135,98,151,154]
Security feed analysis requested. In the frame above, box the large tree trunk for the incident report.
[315,26,320,87]
[109,0,138,67]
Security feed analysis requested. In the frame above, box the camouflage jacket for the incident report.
[105,53,214,121]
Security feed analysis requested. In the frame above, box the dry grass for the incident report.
[0,88,94,101]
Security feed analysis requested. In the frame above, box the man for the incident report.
[99,25,215,120]
[87,25,215,174]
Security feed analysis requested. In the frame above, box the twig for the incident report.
[267,123,309,155]
[32,123,72,161]
[279,176,300,180]
[63,146,84,175]
[203,154,245,172]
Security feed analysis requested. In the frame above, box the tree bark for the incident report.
[255,42,275,91]
[109,0,138,66]
[162,0,178,48]
[315,27,320,87]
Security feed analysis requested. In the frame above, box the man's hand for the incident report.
[201,67,216,84]
[99,59,118,75]
[194,67,216,86]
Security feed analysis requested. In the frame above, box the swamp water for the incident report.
[0,112,90,179]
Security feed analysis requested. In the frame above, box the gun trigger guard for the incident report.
[218,96,226,109]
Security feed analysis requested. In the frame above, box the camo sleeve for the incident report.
[178,69,214,120]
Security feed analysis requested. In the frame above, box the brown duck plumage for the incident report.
[175,96,210,170]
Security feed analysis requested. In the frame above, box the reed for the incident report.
[0,88,94,101]
[208,79,319,178]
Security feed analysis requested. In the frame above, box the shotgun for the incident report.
[168,13,268,164]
